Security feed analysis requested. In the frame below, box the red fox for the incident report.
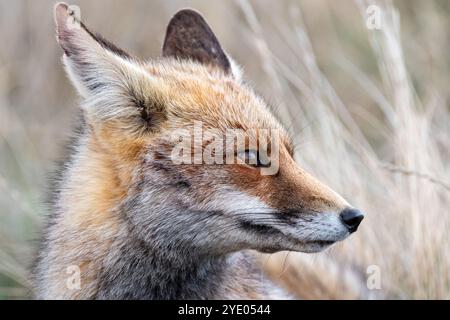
[34,3,364,299]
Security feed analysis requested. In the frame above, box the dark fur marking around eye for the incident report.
[148,158,191,190]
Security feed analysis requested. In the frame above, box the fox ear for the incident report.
[163,9,241,78]
[54,3,167,132]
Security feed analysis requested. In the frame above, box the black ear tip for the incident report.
[166,9,210,33]
[163,8,232,75]
[171,8,206,21]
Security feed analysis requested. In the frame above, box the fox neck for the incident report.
[96,228,228,299]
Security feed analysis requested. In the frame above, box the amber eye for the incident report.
[237,150,271,168]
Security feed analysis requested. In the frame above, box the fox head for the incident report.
[54,3,363,256]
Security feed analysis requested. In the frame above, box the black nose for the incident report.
[340,208,364,233]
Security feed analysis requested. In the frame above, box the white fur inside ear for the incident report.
[63,54,91,98]
[227,55,244,82]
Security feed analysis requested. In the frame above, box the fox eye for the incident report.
[237,150,271,168]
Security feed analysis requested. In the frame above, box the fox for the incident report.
[34,3,364,300]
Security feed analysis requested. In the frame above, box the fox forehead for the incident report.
[144,58,293,147]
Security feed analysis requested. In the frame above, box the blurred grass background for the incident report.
[0,0,449,299]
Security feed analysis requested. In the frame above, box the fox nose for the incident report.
[340,208,364,233]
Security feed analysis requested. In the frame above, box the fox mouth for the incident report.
[284,231,349,253]
[237,217,348,252]
[305,240,336,246]
[290,239,340,253]
[280,227,345,249]
[259,239,337,254]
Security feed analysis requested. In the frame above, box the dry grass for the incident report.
[0,0,449,299]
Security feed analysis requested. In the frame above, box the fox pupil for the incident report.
[238,150,271,168]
